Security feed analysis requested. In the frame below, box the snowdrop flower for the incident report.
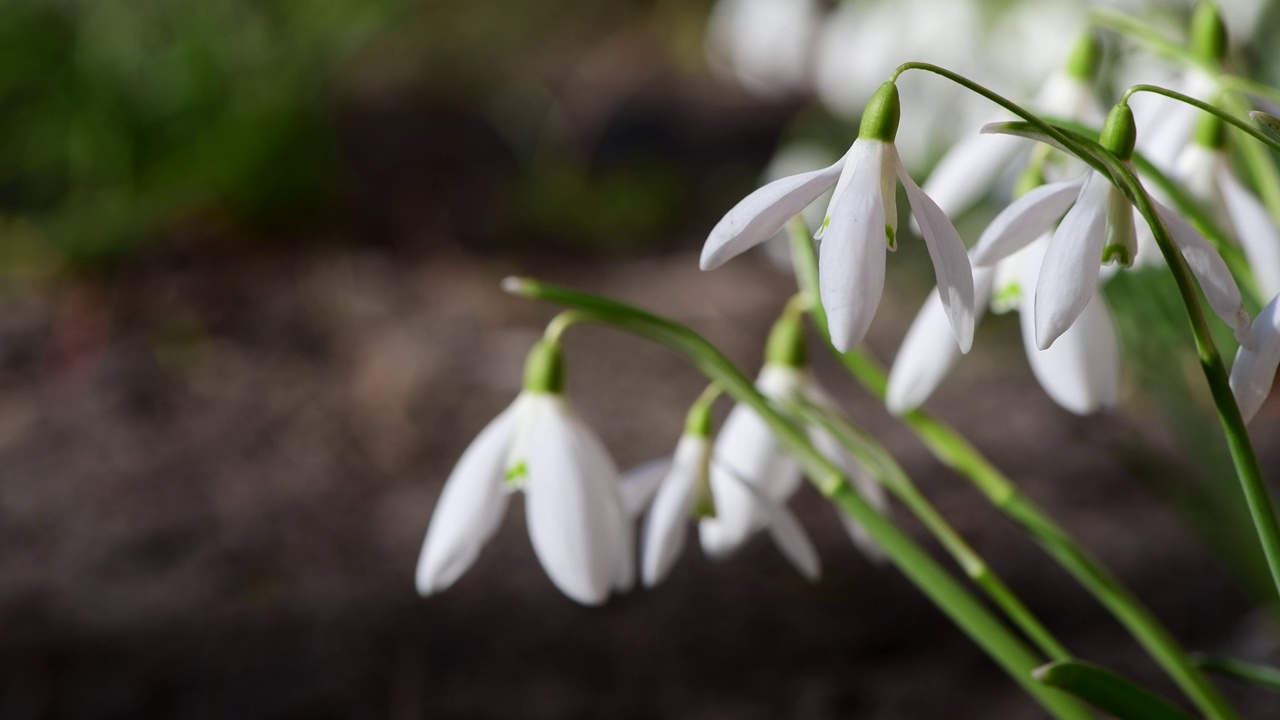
[1170,115,1280,299]
[887,235,1121,416]
[924,33,1104,221]
[701,81,975,354]
[1231,292,1280,423]
[634,391,824,586]
[698,312,888,566]
[971,103,1251,350]
[415,339,633,606]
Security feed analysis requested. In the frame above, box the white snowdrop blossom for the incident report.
[699,359,888,569]
[701,82,975,354]
[1231,292,1280,424]
[970,105,1250,351]
[415,341,634,606]
[888,236,1121,416]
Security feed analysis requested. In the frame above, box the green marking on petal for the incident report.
[885,224,896,250]
[992,282,1023,314]
[1102,244,1133,267]
[504,460,528,486]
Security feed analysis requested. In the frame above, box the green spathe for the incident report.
[859,82,901,142]
[1100,104,1137,160]
[522,339,565,393]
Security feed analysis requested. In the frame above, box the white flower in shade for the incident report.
[701,82,975,354]
[1231,292,1280,424]
[632,420,826,586]
[923,34,1103,221]
[971,105,1251,350]
[415,341,633,606]
[1170,129,1280,300]
[888,236,1121,416]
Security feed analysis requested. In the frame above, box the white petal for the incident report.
[415,400,518,596]
[524,396,626,605]
[821,140,888,352]
[1217,166,1280,301]
[898,155,976,352]
[761,496,822,581]
[886,267,996,414]
[971,175,1089,268]
[618,456,673,519]
[702,403,776,553]
[1017,241,1120,414]
[641,435,709,587]
[1152,200,1252,345]
[1035,173,1111,350]
[922,125,1024,220]
[1231,293,1280,424]
[702,158,845,270]
[713,461,820,581]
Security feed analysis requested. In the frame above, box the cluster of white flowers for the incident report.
[415,313,888,605]
[416,0,1280,608]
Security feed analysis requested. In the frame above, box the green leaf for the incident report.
[1193,654,1280,692]
[1250,110,1280,139]
[1034,661,1196,720]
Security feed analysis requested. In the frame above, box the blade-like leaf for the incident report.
[1034,660,1196,720]
[1193,653,1280,692]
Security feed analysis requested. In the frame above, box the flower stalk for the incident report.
[788,218,1238,720]
[502,276,1092,720]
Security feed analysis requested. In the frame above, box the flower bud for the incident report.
[1064,33,1102,82]
[765,310,808,368]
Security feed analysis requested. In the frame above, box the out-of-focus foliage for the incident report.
[0,0,405,268]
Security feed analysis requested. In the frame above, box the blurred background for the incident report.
[1,0,1279,717]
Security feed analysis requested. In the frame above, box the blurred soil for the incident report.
[0,241,1278,719]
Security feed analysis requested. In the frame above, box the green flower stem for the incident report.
[1121,85,1280,161]
[1056,129,1280,617]
[502,276,1092,720]
[796,398,1072,662]
[787,220,1238,720]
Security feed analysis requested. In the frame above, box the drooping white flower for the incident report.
[1231,292,1280,424]
[415,341,634,606]
[970,104,1251,350]
[887,236,1121,416]
[701,81,975,354]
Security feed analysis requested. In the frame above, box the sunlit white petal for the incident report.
[1153,200,1252,345]
[525,396,626,605]
[821,141,888,351]
[897,155,976,352]
[702,159,845,270]
[415,401,520,596]
[972,175,1089,267]
[1017,239,1120,414]
[1035,173,1111,350]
